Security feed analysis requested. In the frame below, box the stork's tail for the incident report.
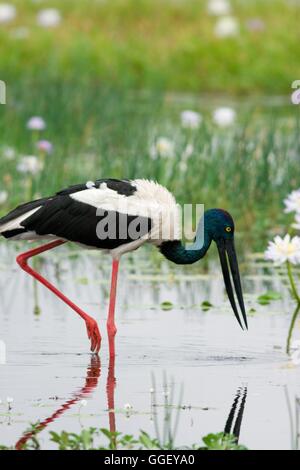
[0,197,49,240]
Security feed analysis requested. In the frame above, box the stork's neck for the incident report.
[159,223,212,265]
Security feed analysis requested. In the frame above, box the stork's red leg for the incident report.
[107,259,119,357]
[106,346,116,439]
[16,240,101,353]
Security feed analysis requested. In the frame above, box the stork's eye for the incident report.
[225,226,232,232]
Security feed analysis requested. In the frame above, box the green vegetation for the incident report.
[0,426,247,450]
[0,82,298,250]
[0,1,299,252]
[0,0,299,94]
[257,290,282,305]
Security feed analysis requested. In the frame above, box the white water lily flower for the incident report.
[213,107,236,127]
[17,156,43,175]
[150,137,175,159]
[27,116,46,131]
[292,213,300,231]
[207,0,231,16]
[0,190,8,205]
[284,189,300,214]
[214,16,239,38]
[265,234,300,265]
[180,110,202,129]
[0,4,16,24]
[37,9,61,28]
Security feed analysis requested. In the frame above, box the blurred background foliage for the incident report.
[0,0,299,93]
[0,0,299,249]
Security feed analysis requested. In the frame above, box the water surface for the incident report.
[0,244,299,450]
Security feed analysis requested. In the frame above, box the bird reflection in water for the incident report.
[224,386,247,443]
[15,341,116,450]
[15,339,248,450]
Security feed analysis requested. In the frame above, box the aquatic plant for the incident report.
[0,426,247,451]
[265,190,300,354]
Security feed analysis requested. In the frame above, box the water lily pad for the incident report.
[257,290,282,305]
[201,300,213,311]
[160,301,173,311]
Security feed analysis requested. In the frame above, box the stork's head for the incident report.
[204,209,248,330]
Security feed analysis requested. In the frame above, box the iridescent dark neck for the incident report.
[159,227,212,265]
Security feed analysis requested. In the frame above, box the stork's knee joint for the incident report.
[16,254,28,269]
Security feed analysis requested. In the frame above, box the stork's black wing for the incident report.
[21,194,152,249]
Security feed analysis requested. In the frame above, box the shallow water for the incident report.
[0,243,299,450]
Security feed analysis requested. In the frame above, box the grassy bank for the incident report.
[0,0,299,94]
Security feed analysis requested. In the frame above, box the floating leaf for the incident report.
[160,301,173,311]
[257,290,282,305]
[201,300,213,311]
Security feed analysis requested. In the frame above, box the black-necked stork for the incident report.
[0,178,247,356]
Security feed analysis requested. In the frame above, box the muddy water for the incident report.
[0,244,299,450]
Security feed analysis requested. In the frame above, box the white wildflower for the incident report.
[150,137,175,159]
[180,110,202,130]
[284,189,300,214]
[207,0,231,16]
[212,107,236,127]
[265,234,300,265]
[17,156,43,175]
[214,16,239,38]
[2,146,15,160]
[37,8,61,28]
[182,143,194,160]
[0,190,8,205]
[0,4,16,24]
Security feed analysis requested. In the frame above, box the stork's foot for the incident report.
[85,318,101,353]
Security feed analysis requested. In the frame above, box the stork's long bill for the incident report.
[216,239,248,330]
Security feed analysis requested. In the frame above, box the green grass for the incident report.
[0,0,299,94]
[0,81,299,250]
